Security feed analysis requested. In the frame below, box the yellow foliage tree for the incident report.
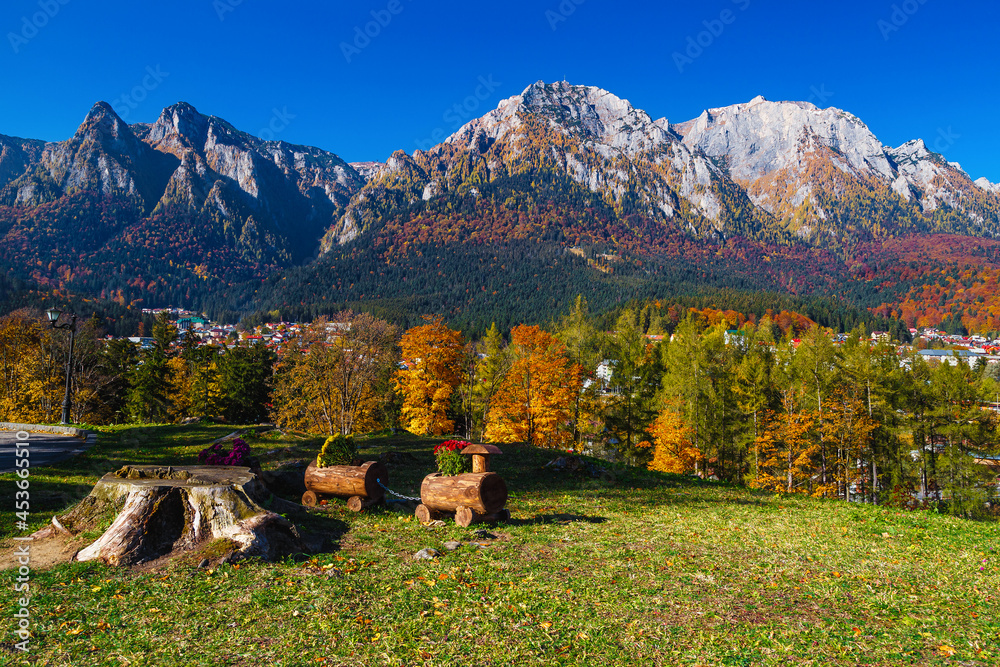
[647,405,702,474]
[166,356,192,422]
[0,312,51,422]
[485,325,582,448]
[395,316,464,436]
[750,406,818,494]
[825,387,877,500]
[272,314,397,435]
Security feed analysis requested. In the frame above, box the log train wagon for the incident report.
[301,460,388,511]
[415,445,510,527]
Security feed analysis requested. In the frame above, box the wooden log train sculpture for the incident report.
[301,460,388,511]
[299,444,511,526]
[414,444,510,527]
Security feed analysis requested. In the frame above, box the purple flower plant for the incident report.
[198,438,252,466]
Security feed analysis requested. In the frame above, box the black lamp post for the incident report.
[45,308,77,425]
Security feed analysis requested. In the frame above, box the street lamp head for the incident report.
[46,307,62,323]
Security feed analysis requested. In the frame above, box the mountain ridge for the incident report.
[0,82,998,331]
[319,82,999,254]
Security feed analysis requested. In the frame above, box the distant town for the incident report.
[132,307,1000,369]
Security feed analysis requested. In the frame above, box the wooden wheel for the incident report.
[455,506,476,527]
[415,504,436,523]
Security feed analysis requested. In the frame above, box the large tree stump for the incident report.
[57,465,304,566]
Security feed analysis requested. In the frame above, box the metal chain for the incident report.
[376,478,422,502]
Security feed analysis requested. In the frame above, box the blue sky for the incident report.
[1,0,997,181]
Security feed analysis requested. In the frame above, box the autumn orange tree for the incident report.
[825,386,877,500]
[395,316,464,436]
[750,398,819,494]
[645,403,701,474]
[485,324,582,448]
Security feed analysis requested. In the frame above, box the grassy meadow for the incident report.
[1,423,998,665]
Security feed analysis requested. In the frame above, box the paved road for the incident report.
[0,431,90,473]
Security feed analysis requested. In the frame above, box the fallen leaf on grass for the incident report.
[938,645,957,656]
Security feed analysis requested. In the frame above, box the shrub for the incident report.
[317,434,358,467]
[434,440,472,476]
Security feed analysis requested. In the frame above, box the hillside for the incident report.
[1,423,997,665]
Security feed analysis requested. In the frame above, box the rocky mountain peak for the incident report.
[974,177,1000,194]
[439,80,679,160]
[376,150,427,188]
[146,102,211,153]
[515,80,672,153]
[83,101,120,124]
[889,138,933,163]
[78,101,136,145]
[679,96,894,183]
